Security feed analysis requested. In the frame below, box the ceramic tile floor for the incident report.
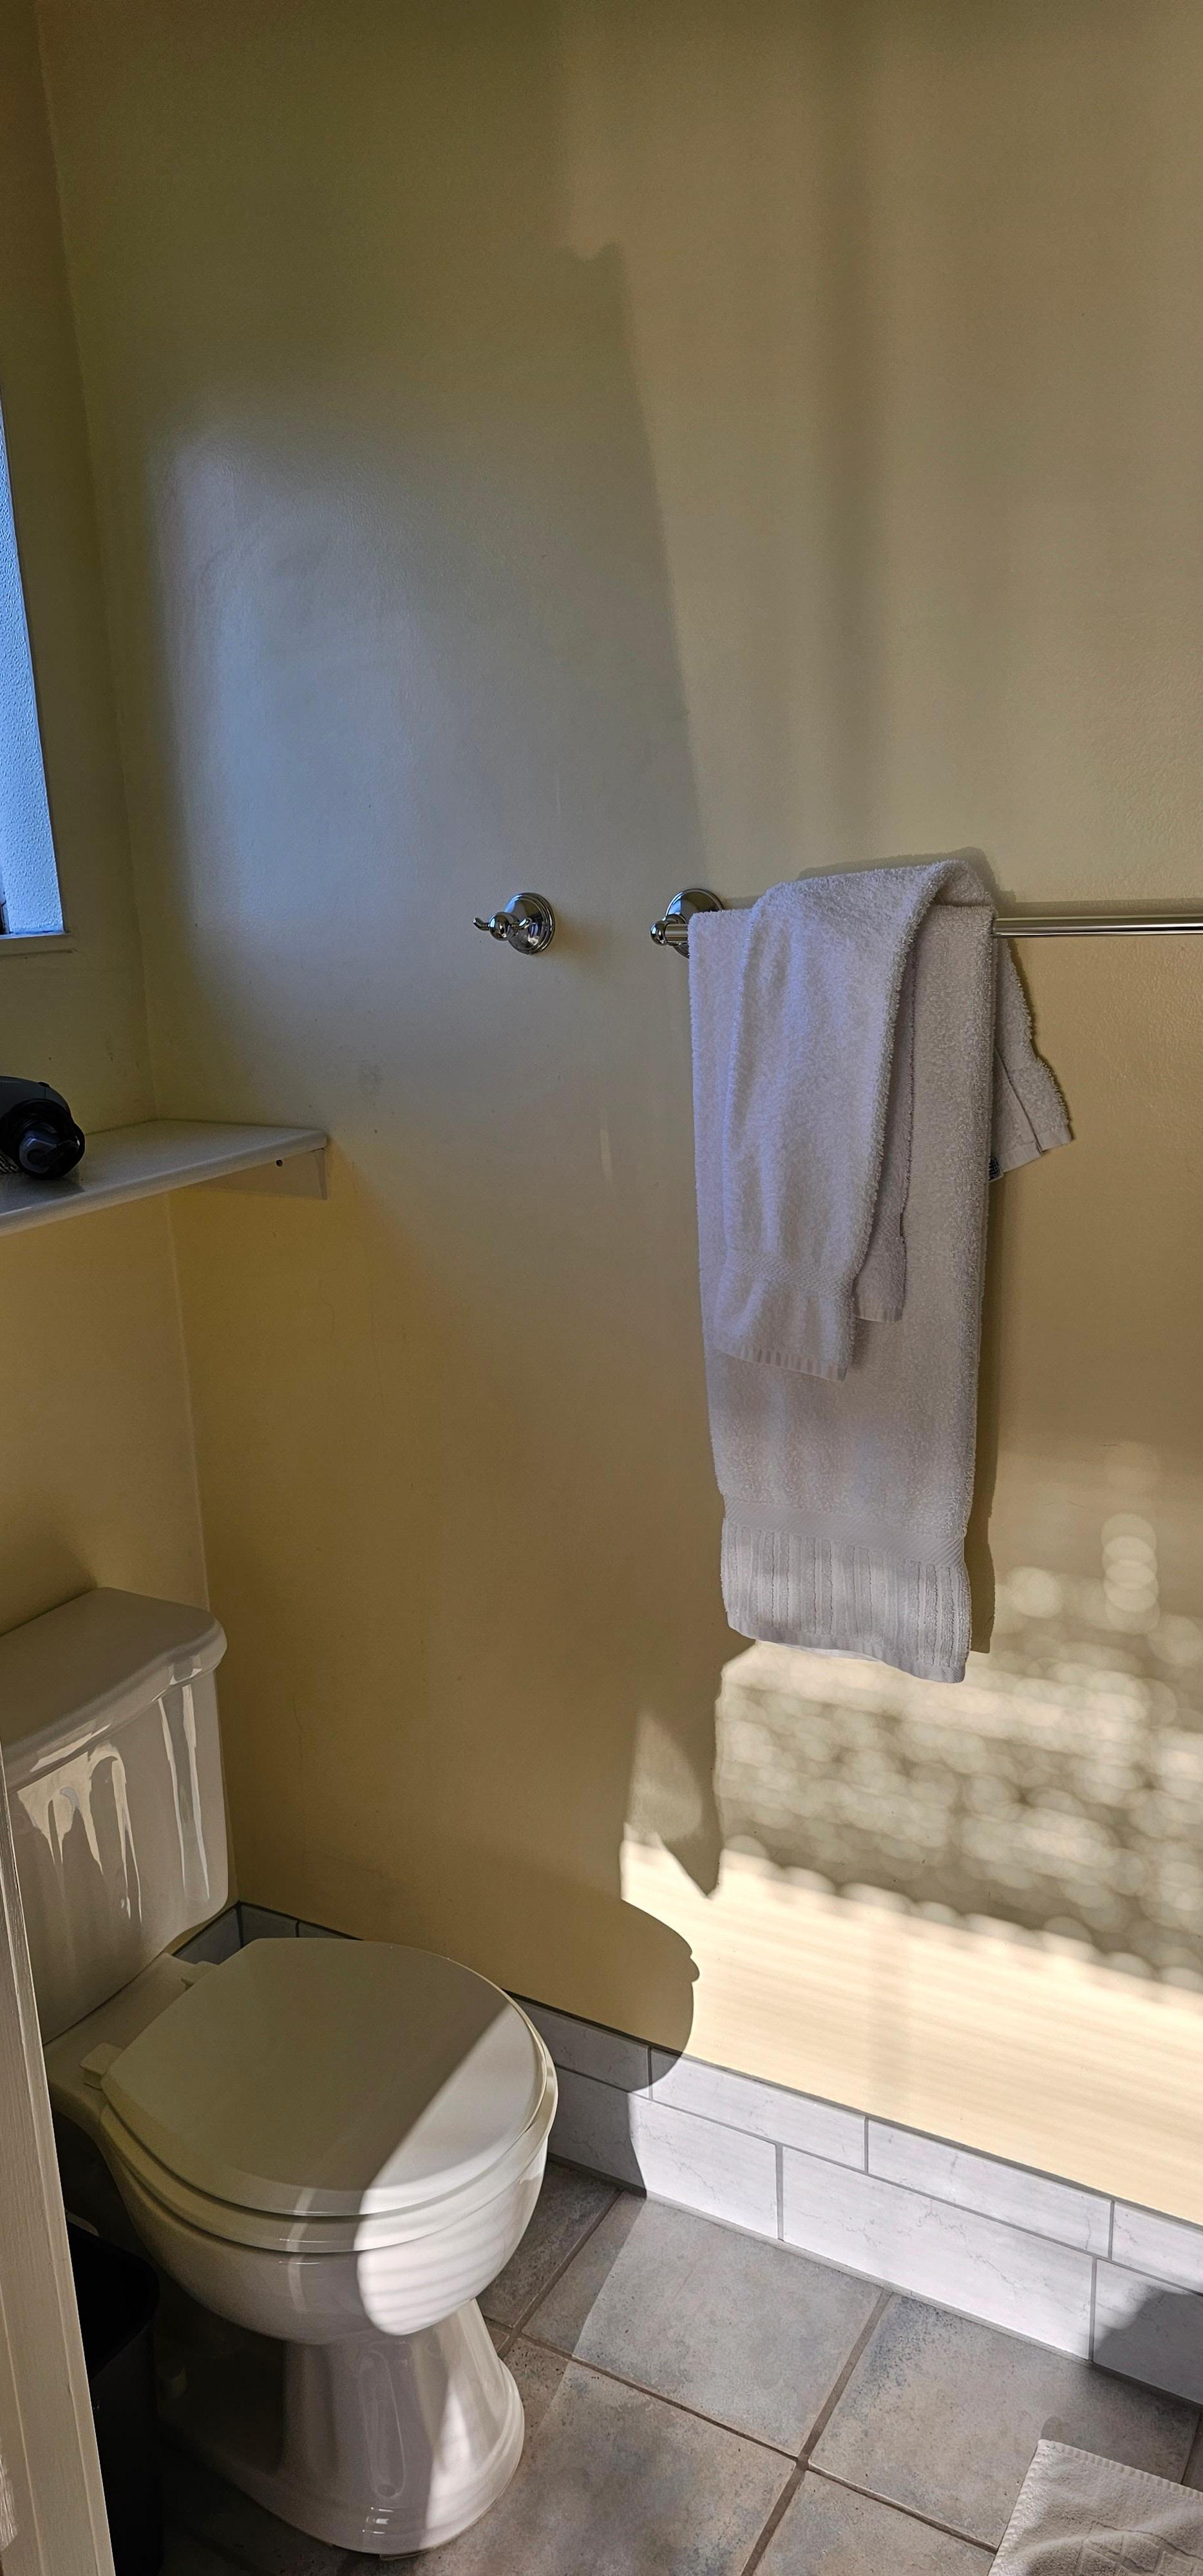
[162,2159,1203,2575]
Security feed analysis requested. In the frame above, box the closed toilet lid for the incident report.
[101,1939,549,2220]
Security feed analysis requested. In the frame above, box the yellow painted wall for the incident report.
[35,0,1203,2208]
[0,0,204,1636]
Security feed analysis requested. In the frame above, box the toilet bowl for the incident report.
[0,1589,556,2555]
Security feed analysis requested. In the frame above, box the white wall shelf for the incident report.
[0,1119,327,1238]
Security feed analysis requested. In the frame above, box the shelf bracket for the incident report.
[205,1146,327,1202]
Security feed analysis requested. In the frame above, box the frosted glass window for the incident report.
[0,403,62,936]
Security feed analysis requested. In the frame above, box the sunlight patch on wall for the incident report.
[620,1835,1203,2222]
[624,1468,1203,2220]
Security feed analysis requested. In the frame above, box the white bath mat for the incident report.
[991,2441,1203,2572]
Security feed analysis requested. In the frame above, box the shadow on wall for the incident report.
[100,0,735,2045]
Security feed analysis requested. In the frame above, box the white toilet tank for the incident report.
[0,1587,228,2040]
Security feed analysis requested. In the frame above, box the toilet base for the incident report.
[163,2298,524,2554]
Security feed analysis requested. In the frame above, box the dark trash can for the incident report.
[68,2222,163,2576]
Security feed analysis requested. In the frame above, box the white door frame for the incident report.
[0,1753,113,2576]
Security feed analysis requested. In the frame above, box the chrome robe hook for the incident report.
[473,893,556,955]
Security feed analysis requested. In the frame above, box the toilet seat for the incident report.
[100,2071,554,2258]
[98,1938,552,2237]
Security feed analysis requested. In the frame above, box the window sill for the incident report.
[0,932,74,956]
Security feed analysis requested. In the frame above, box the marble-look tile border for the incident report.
[179,1906,1203,2403]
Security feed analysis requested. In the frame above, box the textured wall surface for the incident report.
[0,0,204,1639]
[35,0,1203,2206]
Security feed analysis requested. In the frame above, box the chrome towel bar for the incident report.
[649,887,725,956]
[652,889,1203,951]
[994,910,1203,937]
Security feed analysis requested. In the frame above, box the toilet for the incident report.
[0,1586,556,2556]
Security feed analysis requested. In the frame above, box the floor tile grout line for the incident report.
[807,2463,997,2554]
[733,2287,896,2576]
[515,2328,797,2458]
[516,2278,895,2468]
[773,2260,1101,2366]
[734,2461,805,2576]
[526,2172,1037,2368]
[502,2183,622,2340]
[795,2287,895,2470]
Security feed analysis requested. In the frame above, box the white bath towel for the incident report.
[990,2440,1203,2571]
[689,857,1069,1684]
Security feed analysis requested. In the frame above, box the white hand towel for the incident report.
[990,2440,1203,2571]
[690,857,1070,1685]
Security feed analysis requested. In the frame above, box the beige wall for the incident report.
[0,0,204,1637]
[35,0,1203,2206]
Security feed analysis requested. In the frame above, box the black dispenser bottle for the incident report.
[0,1077,86,1180]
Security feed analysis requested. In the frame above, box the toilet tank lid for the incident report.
[0,1588,226,1783]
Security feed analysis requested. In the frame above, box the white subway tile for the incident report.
[1094,2263,1203,2403]
[649,2050,865,2168]
[551,2069,648,2186]
[519,1998,650,2092]
[868,2123,1111,2255]
[551,2070,779,2237]
[630,2096,780,2238]
[782,2150,1093,2356]
[1112,2204,1203,2293]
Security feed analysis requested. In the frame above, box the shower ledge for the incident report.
[0,1119,328,1238]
